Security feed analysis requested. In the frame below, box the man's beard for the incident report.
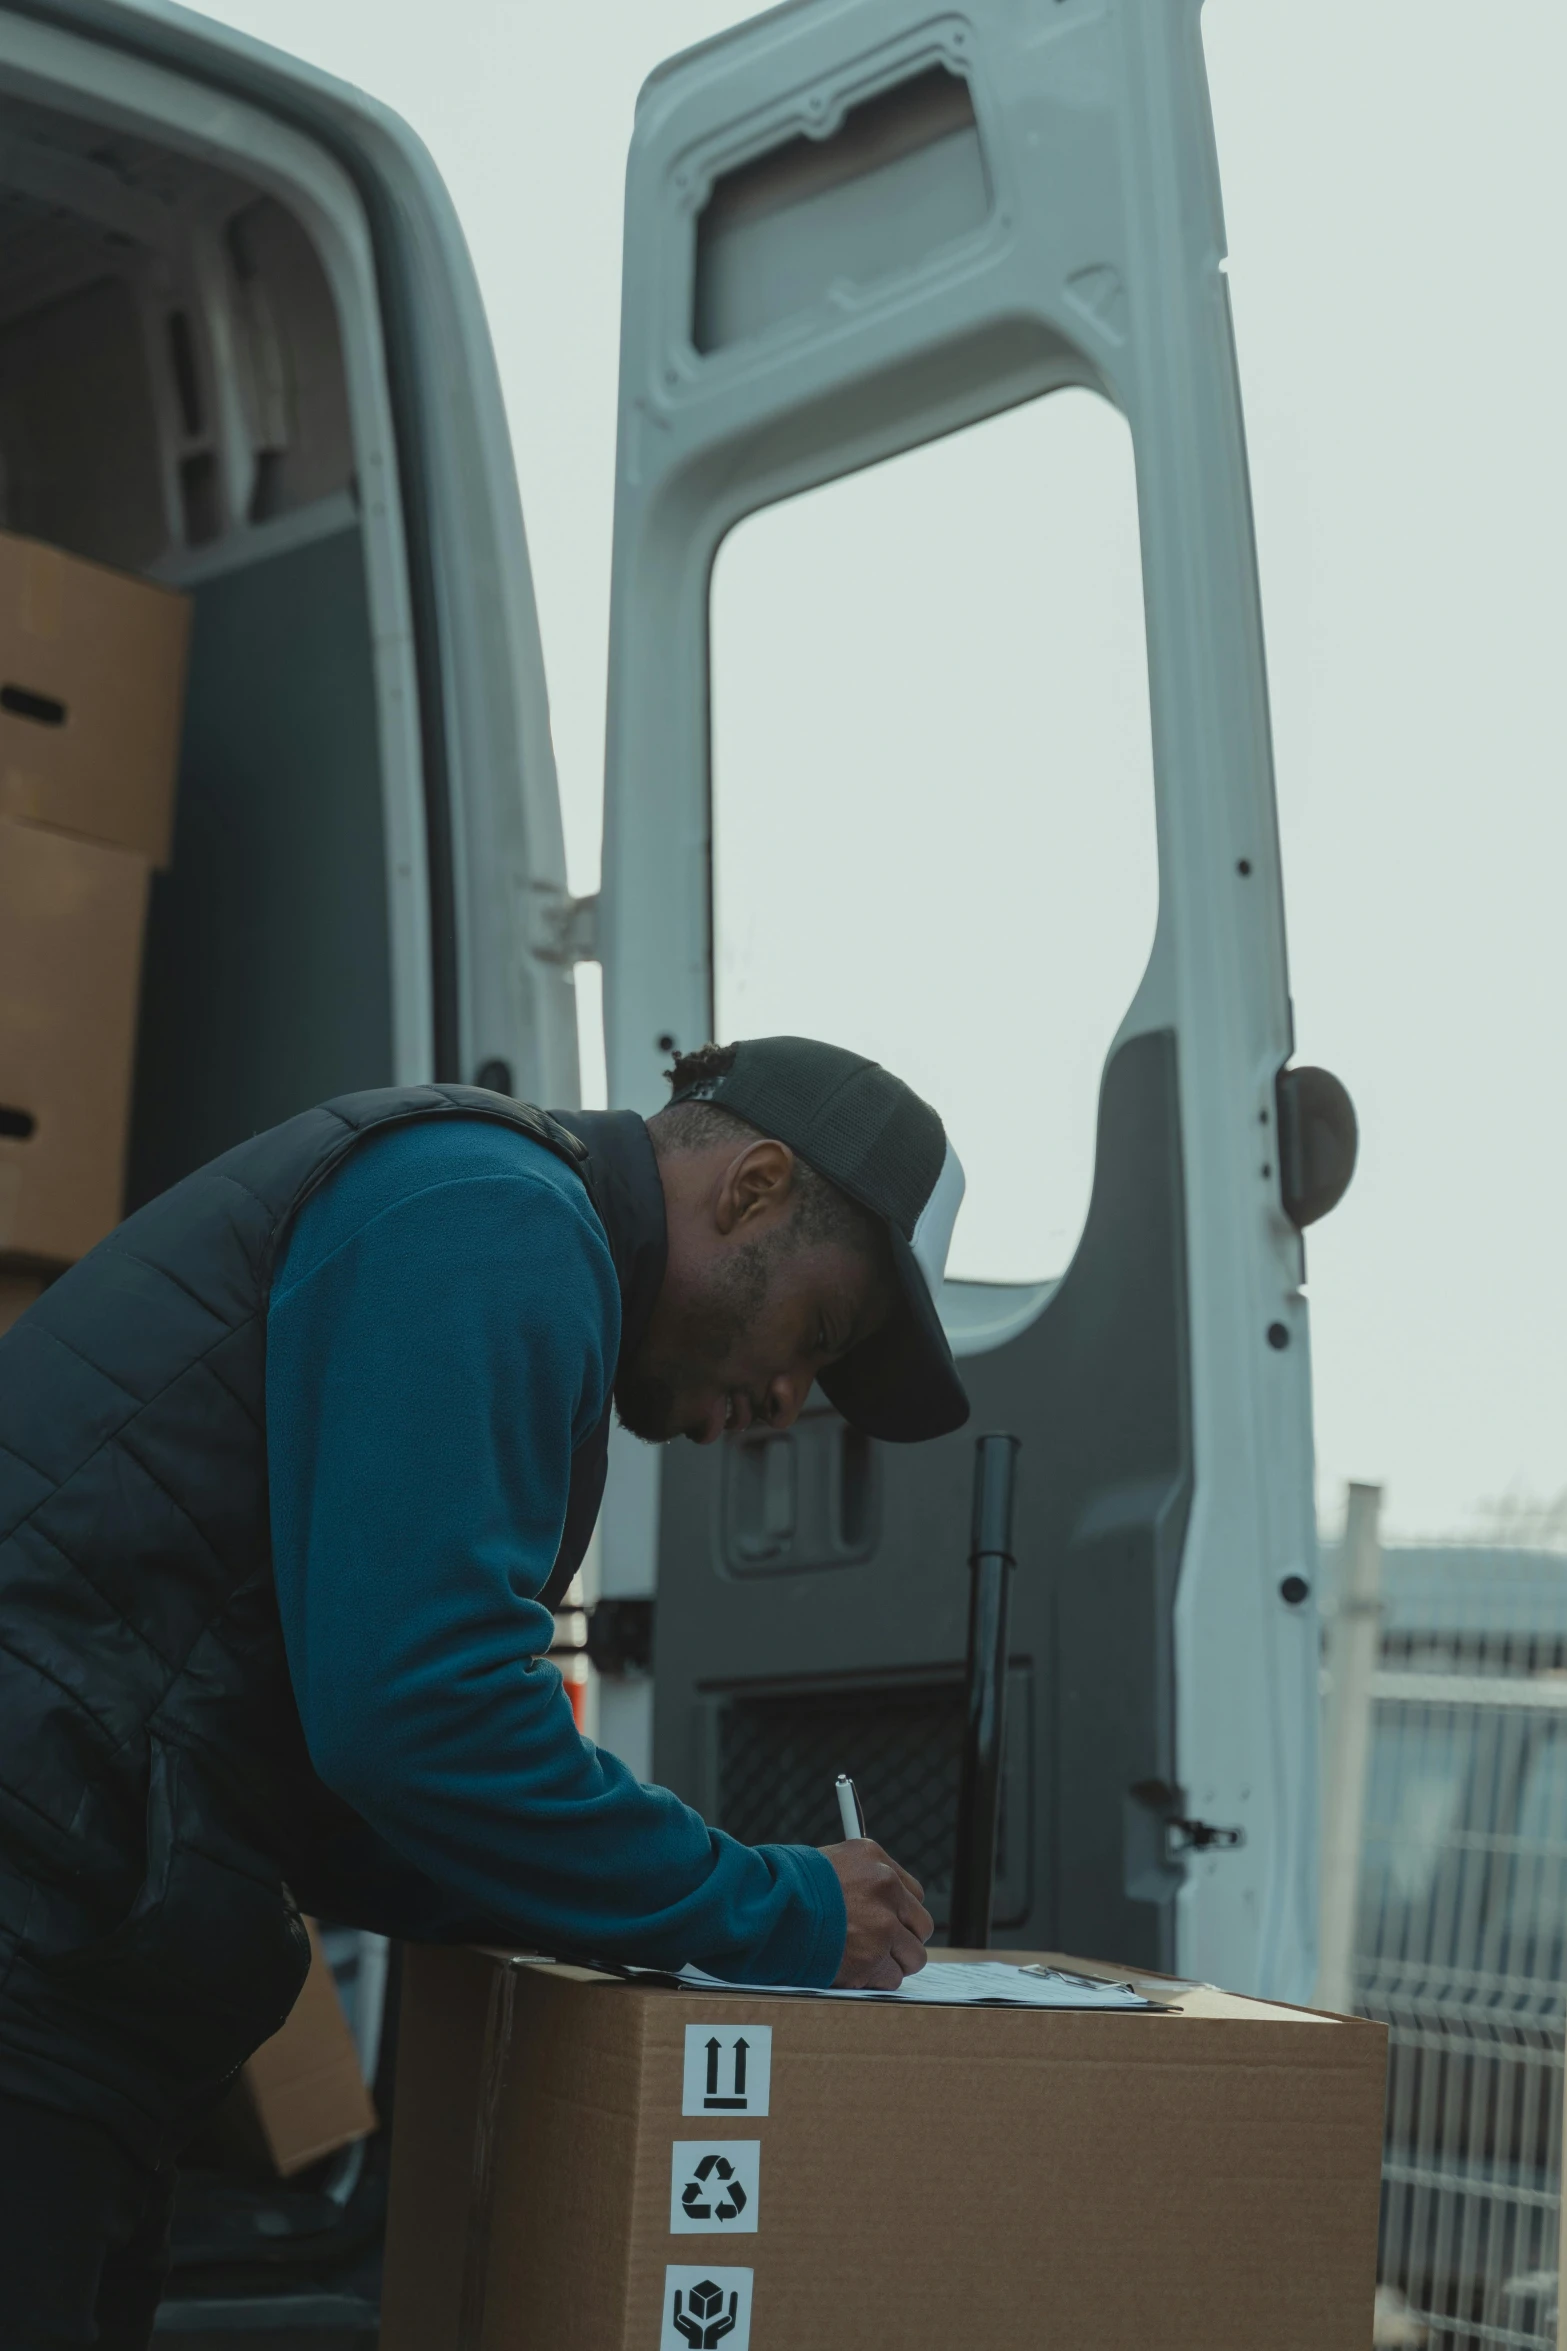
[614,1235,775,1444]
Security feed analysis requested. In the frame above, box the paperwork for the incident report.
[664,1960,1160,2010]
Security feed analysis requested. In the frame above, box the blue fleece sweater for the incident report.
[265,1118,845,1984]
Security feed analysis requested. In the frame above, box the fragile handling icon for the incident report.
[660,2266,753,2351]
[672,2277,738,2346]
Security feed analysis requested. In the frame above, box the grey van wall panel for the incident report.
[652,1028,1191,1968]
[126,522,393,1205]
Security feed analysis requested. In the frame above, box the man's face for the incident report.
[616,1138,894,1446]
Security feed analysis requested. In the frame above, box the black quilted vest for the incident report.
[0,1084,663,2164]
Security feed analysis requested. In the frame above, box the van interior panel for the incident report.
[125,523,393,1209]
[0,84,397,1207]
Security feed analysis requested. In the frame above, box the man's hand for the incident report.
[820,1839,933,1989]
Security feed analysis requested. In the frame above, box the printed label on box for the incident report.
[669,2139,760,2234]
[682,2024,771,2117]
[660,2265,753,2349]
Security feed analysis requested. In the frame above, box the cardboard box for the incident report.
[382,1949,1387,2351]
[0,817,150,1262]
[0,529,189,866]
[213,1920,378,2179]
[0,1267,48,1336]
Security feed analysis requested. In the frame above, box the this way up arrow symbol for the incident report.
[705,2038,721,2099]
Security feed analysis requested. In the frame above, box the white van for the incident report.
[0,0,1352,2311]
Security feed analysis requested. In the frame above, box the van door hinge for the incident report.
[535,890,599,966]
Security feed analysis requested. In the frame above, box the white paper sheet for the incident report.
[668,1960,1159,2010]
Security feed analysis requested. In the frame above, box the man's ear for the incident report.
[715,1138,796,1235]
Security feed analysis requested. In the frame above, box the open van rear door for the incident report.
[598,0,1344,2000]
[1,0,580,1169]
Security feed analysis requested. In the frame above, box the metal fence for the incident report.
[1328,1537,1567,2351]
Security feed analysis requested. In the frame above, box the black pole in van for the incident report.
[949,1434,1021,1951]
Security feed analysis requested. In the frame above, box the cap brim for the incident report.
[819,1227,970,1443]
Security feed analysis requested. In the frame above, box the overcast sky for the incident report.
[194,0,1567,1543]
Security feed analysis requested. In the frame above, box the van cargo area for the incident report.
[0,67,411,2333]
[0,83,406,1210]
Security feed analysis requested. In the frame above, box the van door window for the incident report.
[709,388,1159,1283]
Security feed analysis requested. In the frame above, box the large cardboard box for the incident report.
[0,529,189,866]
[0,817,150,1262]
[0,529,188,1265]
[382,1949,1387,2351]
[211,1920,378,2179]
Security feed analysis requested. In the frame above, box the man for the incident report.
[0,1034,969,2341]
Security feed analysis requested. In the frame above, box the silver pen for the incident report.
[834,1772,867,1840]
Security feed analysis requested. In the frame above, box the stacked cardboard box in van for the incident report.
[0,527,190,1323]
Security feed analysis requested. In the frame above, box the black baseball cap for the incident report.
[667,1036,970,1443]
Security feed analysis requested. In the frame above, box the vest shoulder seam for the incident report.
[113,1247,251,1330]
[20,1321,144,1410]
[112,1249,273,1428]
[0,1435,54,1491]
[190,1341,266,1437]
[211,1163,314,1217]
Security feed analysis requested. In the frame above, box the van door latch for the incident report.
[1164,1817,1245,1858]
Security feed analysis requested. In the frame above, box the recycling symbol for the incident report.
[671,2277,740,2346]
[681,2153,747,2224]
